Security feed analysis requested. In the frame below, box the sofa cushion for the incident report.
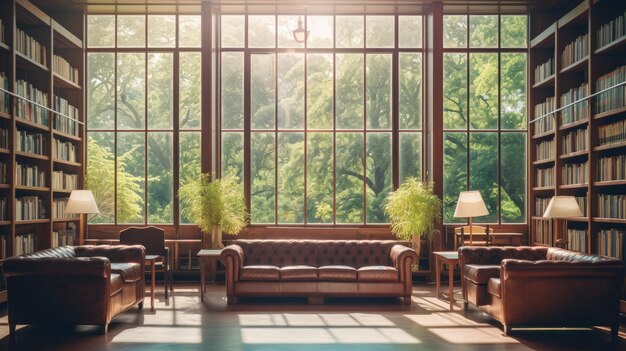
[357,266,398,282]
[318,265,357,281]
[487,278,501,298]
[280,265,318,281]
[464,264,500,284]
[111,262,142,282]
[110,273,123,296]
[240,265,280,281]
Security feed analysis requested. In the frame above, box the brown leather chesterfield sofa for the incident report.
[221,240,417,305]
[459,246,623,339]
[3,245,146,337]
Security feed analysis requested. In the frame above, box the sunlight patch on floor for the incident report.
[404,312,490,327]
[239,313,395,327]
[240,327,420,344]
[140,310,202,326]
[428,327,519,344]
[111,326,201,344]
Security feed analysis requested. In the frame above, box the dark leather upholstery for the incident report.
[221,240,417,304]
[459,246,623,339]
[3,245,145,336]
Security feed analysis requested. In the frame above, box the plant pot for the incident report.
[411,235,422,272]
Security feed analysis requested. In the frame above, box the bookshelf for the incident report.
[0,0,84,302]
[530,0,626,312]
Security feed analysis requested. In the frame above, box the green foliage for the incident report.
[179,174,248,235]
[385,179,442,240]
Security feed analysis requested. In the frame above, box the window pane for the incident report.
[117,132,145,224]
[251,54,275,130]
[336,54,363,129]
[87,53,115,129]
[366,16,394,48]
[444,15,467,48]
[501,133,526,223]
[307,133,333,223]
[470,53,497,129]
[117,53,145,129]
[148,132,172,223]
[399,132,421,182]
[87,15,114,47]
[180,132,201,223]
[501,53,527,129]
[249,15,275,48]
[443,53,467,129]
[336,16,363,48]
[501,15,527,48]
[148,53,173,129]
[278,53,304,129]
[366,54,391,130]
[221,132,244,185]
[469,15,498,48]
[251,132,275,224]
[118,15,146,47]
[366,133,391,223]
[221,15,245,48]
[148,15,175,48]
[307,16,333,48]
[336,133,363,223]
[87,132,115,223]
[278,133,304,223]
[399,16,422,48]
[444,132,467,223]
[179,15,201,48]
[470,133,498,223]
[278,16,299,48]
[221,52,243,130]
[307,54,333,129]
[180,52,202,129]
[399,53,422,129]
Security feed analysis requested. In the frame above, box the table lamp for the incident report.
[65,190,99,244]
[454,190,489,244]
[543,196,583,247]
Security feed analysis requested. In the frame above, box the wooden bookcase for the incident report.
[529,0,626,310]
[0,0,84,302]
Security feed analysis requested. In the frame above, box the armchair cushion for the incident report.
[318,265,357,281]
[487,278,501,298]
[240,265,280,281]
[111,262,142,282]
[463,264,500,284]
[110,273,124,296]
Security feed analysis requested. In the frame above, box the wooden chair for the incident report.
[454,225,492,250]
[120,226,173,298]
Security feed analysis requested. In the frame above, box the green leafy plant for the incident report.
[385,178,442,266]
[179,173,248,248]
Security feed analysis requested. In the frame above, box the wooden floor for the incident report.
[0,283,624,351]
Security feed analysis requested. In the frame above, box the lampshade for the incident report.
[454,190,489,218]
[543,196,583,218]
[65,190,99,214]
[292,17,310,44]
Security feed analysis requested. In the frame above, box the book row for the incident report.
[596,9,626,49]
[534,57,554,84]
[16,130,44,155]
[0,162,6,184]
[534,219,553,246]
[52,138,77,162]
[15,28,47,67]
[15,196,45,221]
[598,228,625,260]
[597,154,626,182]
[52,170,77,190]
[575,195,588,217]
[53,96,79,136]
[594,65,626,115]
[15,163,45,188]
[0,236,7,260]
[535,139,554,161]
[52,198,77,219]
[536,196,586,217]
[0,73,8,114]
[51,228,76,248]
[567,229,587,253]
[52,54,80,85]
[562,161,588,185]
[560,83,588,126]
[534,97,555,135]
[0,18,4,45]
[16,79,49,126]
[0,128,7,149]
[598,119,626,146]
[14,233,35,256]
[0,197,6,221]
[535,167,554,187]
[562,127,587,154]
[561,33,588,68]
[597,193,626,219]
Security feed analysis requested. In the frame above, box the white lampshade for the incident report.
[65,190,99,214]
[454,190,489,218]
[543,196,583,218]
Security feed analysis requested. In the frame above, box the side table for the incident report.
[198,249,223,302]
[433,251,459,311]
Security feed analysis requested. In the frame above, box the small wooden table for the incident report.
[145,254,160,310]
[433,251,459,311]
[197,249,223,302]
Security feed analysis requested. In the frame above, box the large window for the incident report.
[443,15,527,224]
[220,15,423,225]
[86,14,201,224]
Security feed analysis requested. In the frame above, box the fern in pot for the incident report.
[385,178,442,270]
[179,173,248,249]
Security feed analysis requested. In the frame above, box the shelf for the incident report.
[52,188,74,194]
[595,35,626,55]
[559,118,588,131]
[16,118,50,132]
[593,180,626,187]
[565,217,589,222]
[52,218,79,223]
[532,242,551,247]
[52,20,82,49]
[15,51,48,72]
[532,130,555,140]
[533,158,555,166]
[533,186,555,191]
[532,74,555,89]
[15,185,50,192]
[15,219,49,225]
[560,56,588,75]
[594,105,626,121]
[0,184,9,189]
[559,183,588,190]
[592,218,626,224]
[531,23,556,48]
[0,112,10,120]
[0,42,8,51]
[15,151,49,161]
[594,141,626,152]
[0,221,10,226]
[532,216,551,221]
[0,148,10,155]
[559,150,588,159]
[53,73,81,90]
[52,130,81,142]
[53,159,81,167]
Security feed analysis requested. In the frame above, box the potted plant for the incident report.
[384,178,442,269]
[179,173,248,249]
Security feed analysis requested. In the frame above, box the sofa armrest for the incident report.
[3,256,111,278]
[221,245,245,294]
[501,259,623,279]
[390,244,417,275]
[75,245,146,264]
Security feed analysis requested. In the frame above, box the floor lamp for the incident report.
[454,190,489,244]
[65,190,99,245]
[543,196,583,248]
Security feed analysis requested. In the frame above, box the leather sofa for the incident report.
[459,246,623,339]
[3,245,146,337]
[221,240,418,305]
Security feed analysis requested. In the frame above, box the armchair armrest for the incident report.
[75,245,146,264]
[3,257,111,278]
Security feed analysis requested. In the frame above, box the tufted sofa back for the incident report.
[233,239,399,268]
[459,246,548,266]
[23,246,76,259]
[546,247,621,263]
